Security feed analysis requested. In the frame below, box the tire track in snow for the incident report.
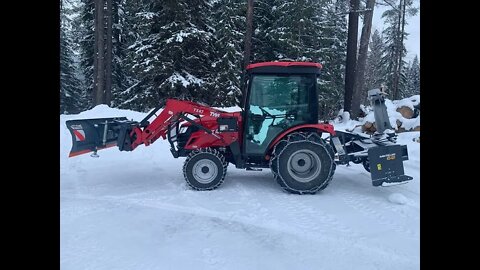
[337,173,420,221]
[269,191,396,259]
[268,191,414,264]
[226,180,293,245]
[240,173,368,242]
[62,163,417,266]
[62,186,415,266]
[377,191,420,221]
[338,188,419,240]
[264,168,417,264]
[200,247,225,270]
[226,174,412,265]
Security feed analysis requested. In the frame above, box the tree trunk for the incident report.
[343,0,360,113]
[243,0,254,70]
[105,0,113,105]
[94,0,105,105]
[241,0,254,102]
[395,0,407,100]
[240,0,254,105]
[391,0,403,100]
[350,0,375,119]
[93,0,99,105]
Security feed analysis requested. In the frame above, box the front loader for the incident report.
[66,62,413,194]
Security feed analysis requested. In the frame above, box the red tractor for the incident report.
[66,62,412,194]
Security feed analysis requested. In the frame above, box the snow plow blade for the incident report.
[66,117,135,157]
[368,145,413,186]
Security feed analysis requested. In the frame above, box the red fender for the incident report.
[267,123,335,152]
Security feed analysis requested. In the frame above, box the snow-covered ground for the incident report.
[60,106,420,270]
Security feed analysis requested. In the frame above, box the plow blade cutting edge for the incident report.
[65,117,135,157]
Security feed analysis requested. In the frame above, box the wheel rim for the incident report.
[192,159,218,184]
[286,149,322,183]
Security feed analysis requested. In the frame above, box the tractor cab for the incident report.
[243,62,322,163]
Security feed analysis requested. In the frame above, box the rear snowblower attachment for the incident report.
[66,117,138,157]
[367,144,413,186]
[366,88,413,186]
[332,132,413,187]
[331,88,413,187]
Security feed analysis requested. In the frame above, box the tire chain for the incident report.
[269,132,336,194]
[183,148,229,191]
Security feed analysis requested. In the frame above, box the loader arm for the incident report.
[65,99,237,157]
[129,99,235,150]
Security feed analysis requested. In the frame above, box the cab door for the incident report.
[243,74,317,160]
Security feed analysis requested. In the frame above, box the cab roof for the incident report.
[246,61,322,70]
[246,61,322,74]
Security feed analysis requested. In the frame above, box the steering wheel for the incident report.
[285,110,296,120]
[259,106,274,118]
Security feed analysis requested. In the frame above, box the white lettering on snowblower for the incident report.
[379,153,396,160]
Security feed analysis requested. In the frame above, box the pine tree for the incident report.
[110,0,142,109]
[211,0,246,106]
[75,0,143,110]
[79,0,95,108]
[317,0,348,120]
[364,29,386,100]
[109,0,135,108]
[245,0,348,119]
[125,0,217,111]
[251,0,277,62]
[380,0,418,99]
[269,0,323,61]
[405,55,419,97]
[61,0,86,114]
[61,25,84,114]
[381,3,402,98]
[65,0,353,117]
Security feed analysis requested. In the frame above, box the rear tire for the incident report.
[270,132,335,194]
[183,148,228,191]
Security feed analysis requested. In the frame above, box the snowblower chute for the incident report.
[65,62,414,193]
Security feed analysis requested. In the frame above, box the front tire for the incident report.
[270,132,335,194]
[183,148,228,191]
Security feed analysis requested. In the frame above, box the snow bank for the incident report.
[393,95,420,110]
[60,104,147,122]
[334,94,420,133]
